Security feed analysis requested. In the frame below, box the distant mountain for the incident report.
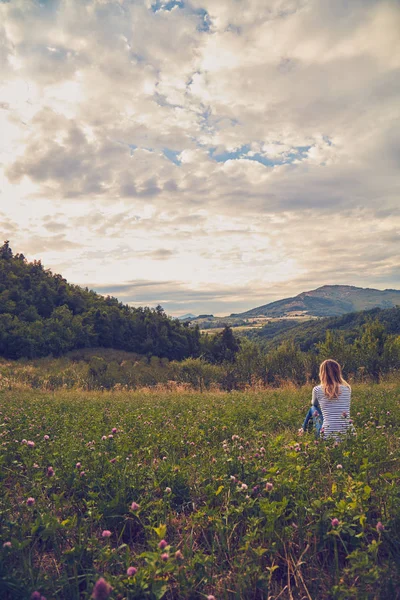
[236,285,400,318]
[177,313,197,320]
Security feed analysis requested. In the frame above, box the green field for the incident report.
[1,383,400,599]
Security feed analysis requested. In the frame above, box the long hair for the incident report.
[319,359,349,399]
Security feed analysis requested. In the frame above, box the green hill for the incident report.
[245,306,400,351]
[236,285,400,318]
[0,242,200,360]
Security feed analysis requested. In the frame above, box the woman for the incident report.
[299,359,352,439]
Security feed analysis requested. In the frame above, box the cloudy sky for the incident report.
[0,0,399,316]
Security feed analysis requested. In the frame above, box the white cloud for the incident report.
[0,0,399,315]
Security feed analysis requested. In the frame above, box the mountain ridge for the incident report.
[234,285,400,319]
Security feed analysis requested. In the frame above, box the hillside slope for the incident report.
[244,306,400,351]
[236,285,400,318]
[0,242,200,360]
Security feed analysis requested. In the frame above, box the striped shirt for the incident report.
[312,384,352,439]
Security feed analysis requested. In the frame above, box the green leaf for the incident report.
[363,485,371,500]
[153,524,167,539]
[152,581,168,600]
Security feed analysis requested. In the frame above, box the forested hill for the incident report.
[0,242,201,360]
[245,306,400,351]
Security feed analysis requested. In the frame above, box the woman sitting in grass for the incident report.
[299,359,352,439]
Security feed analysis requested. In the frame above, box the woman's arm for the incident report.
[311,386,319,406]
[301,407,313,431]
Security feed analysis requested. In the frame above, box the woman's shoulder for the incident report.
[339,383,351,393]
[313,384,322,395]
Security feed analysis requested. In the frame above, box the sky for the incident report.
[0,0,399,317]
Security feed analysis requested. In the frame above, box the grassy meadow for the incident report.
[1,383,400,599]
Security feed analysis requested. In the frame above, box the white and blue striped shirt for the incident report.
[312,384,352,438]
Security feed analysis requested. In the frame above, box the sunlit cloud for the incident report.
[0,0,399,315]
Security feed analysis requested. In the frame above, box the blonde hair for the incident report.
[319,359,349,399]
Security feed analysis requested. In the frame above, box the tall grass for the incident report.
[1,383,400,599]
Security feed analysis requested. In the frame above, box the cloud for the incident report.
[0,0,399,315]
[21,234,83,254]
[89,278,277,315]
[0,213,18,236]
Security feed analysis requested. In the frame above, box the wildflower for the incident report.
[102,530,112,538]
[165,487,172,494]
[158,539,168,549]
[112,428,117,434]
[130,501,140,511]
[376,521,385,533]
[109,458,116,464]
[33,463,39,468]
[26,497,35,506]
[127,566,137,576]
[80,471,86,477]
[342,411,348,418]
[230,475,236,482]
[207,596,217,600]
[337,464,343,470]
[175,550,184,560]
[265,482,274,492]
[21,439,27,444]
[43,435,50,440]
[101,435,107,441]
[108,434,113,439]
[241,483,248,491]
[76,462,81,469]
[3,541,11,548]
[161,552,169,561]
[27,441,35,448]
[47,466,55,477]
[31,593,45,600]
[331,518,340,528]
[92,577,112,600]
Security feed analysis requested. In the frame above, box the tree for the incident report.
[0,241,13,260]
[205,326,240,364]
[317,330,356,375]
[353,320,387,382]
[235,339,266,386]
[266,341,307,385]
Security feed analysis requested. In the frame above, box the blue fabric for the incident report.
[302,402,323,438]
